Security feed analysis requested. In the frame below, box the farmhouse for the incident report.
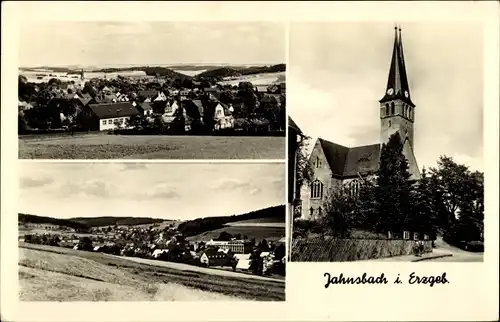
[199,248,233,267]
[87,102,140,131]
[300,27,421,220]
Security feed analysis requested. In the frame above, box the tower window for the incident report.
[391,102,395,115]
[311,180,324,199]
[385,103,389,116]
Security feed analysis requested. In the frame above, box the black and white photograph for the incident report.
[18,162,286,301]
[18,21,286,160]
[288,22,484,262]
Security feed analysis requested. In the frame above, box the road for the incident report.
[424,237,484,262]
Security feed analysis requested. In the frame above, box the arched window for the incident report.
[410,107,413,120]
[311,180,324,199]
[391,102,395,115]
[404,105,407,118]
[385,103,389,116]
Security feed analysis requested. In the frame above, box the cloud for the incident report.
[290,22,483,171]
[144,183,180,199]
[250,188,262,195]
[120,163,147,172]
[211,179,251,191]
[20,177,53,189]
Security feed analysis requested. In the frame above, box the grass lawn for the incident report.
[18,135,285,159]
[19,243,285,301]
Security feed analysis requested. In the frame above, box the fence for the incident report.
[291,237,432,262]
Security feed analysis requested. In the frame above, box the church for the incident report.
[300,27,421,220]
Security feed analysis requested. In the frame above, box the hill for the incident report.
[177,205,285,237]
[93,66,192,79]
[196,64,286,80]
[70,216,165,227]
[19,213,90,230]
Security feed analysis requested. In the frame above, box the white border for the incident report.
[2,1,499,321]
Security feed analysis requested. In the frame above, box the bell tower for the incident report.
[379,26,415,149]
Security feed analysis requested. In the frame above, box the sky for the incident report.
[19,162,285,220]
[19,21,285,67]
[288,22,484,172]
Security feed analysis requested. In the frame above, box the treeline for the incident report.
[19,213,90,231]
[70,216,165,227]
[178,205,285,237]
[195,64,286,80]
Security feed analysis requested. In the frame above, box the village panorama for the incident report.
[18,163,286,301]
[18,22,286,159]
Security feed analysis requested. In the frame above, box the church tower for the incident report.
[379,26,415,149]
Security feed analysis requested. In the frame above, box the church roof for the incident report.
[318,138,349,175]
[318,138,380,178]
[379,26,415,107]
[343,144,381,177]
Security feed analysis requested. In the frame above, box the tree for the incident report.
[78,237,93,251]
[83,82,98,98]
[374,132,415,233]
[411,168,439,237]
[354,178,377,230]
[429,156,478,230]
[274,244,286,259]
[444,169,484,244]
[321,188,358,238]
[295,136,314,198]
[216,231,233,241]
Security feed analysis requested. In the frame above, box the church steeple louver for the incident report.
[380,26,414,107]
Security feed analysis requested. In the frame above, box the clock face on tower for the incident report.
[404,91,409,98]
[387,88,394,95]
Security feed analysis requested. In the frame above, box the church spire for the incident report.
[380,25,414,107]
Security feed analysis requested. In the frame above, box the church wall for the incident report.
[380,113,414,149]
[300,140,332,220]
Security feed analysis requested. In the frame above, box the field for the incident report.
[19,243,285,301]
[217,72,285,86]
[225,217,285,228]
[186,226,285,242]
[19,135,285,159]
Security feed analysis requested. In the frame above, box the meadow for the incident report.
[18,135,285,159]
[19,243,285,301]
[186,226,285,242]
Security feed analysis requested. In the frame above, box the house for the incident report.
[199,248,233,267]
[152,249,169,258]
[137,102,153,116]
[18,100,33,111]
[153,92,168,102]
[255,85,269,94]
[86,102,140,131]
[203,101,234,130]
